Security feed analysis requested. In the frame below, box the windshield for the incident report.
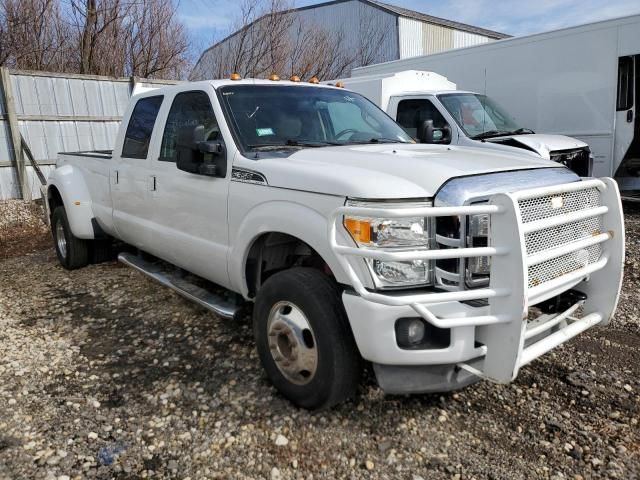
[218,85,412,152]
[437,93,522,139]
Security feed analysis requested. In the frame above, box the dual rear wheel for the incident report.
[51,206,89,269]
[51,206,112,269]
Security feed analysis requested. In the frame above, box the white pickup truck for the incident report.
[45,78,625,409]
[332,71,593,176]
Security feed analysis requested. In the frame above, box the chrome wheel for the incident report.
[266,301,318,385]
[55,219,67,259]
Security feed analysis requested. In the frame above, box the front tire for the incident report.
[253,268,362,409]
[51,206,89,270]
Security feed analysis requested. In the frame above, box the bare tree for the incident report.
[0,4,12,66]
[0,0,191,79]
[285,18,353,80]
[79,0,98,73]
[199,0,294,79]
[69,0,131,76]
[191,0,355,78]
[355,5,390,67]
[124,0,190,79]
[2,0,72,72]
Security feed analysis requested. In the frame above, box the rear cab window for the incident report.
[122,95,164,159]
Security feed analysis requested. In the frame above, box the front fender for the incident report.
[228,200,371,297]
[48,164,96,239]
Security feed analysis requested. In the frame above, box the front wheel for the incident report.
[51,206,89,270]
[253,268,362,409]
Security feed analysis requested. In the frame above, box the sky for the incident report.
[179,0,640,53]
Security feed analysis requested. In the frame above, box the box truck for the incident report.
[351,15,640,198]
[331,70,592,176]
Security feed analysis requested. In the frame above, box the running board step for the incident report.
[118,252,240,320]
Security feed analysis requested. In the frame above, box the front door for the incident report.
[145,89,231,288]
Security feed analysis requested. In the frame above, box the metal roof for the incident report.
[365,0,510,39]
[196,0,509,63]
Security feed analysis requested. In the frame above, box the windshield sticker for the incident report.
[256,128,275,136]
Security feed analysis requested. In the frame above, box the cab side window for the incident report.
[396,99,448,140]
[617,56,634,111]
[160,91,219,162]
[122,96,163,159]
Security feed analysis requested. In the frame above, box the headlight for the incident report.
[372,258,430,286]
[343,200,433,288]
[466,213,491,281]
[343,216,428,248]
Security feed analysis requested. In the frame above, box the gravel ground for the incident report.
[0,200,50,260]
[0,200,638,480]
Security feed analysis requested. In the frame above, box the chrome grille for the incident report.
[520,186,603,289]
[528,244,602,288]
[518,187,600,223]
[525,217,602,255]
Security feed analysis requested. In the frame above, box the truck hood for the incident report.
[486,134,588,159]
[250,143,565,199]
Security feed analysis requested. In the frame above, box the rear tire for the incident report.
[51,206,89,270]
[253,267,362,409]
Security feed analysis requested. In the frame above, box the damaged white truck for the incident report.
[331,70,593,176]
[45,78,625,409]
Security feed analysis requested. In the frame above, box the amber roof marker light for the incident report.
[335,81,345,88]
[269,73,280,81]
[230,72,241,80]
[289,75,301,82]
[309,76,320,84]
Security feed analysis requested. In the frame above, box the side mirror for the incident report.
[417,120,451,144]
[176,125,226,177]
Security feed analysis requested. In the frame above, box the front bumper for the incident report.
[329,178,625,386]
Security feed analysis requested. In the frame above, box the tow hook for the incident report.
[538,289,588,314]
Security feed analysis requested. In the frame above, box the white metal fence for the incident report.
[0,68,177,201]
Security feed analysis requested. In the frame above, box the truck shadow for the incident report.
[44,257,449,423]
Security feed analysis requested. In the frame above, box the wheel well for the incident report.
[245,233,332,298]
[47,186,63,217]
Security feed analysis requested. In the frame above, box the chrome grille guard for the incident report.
[328,178,625,383]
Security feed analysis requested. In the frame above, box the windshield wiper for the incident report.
[285,139,342,147]
[347,137,407,145]
[507,127,535,135]
[247,143,302,151]
[471,130,512,140]
[248,139,341,151]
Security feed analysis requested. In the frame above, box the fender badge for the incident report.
[550,196,564,209]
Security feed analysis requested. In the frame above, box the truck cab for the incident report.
[335,70,592,176]
[45,78,624,410]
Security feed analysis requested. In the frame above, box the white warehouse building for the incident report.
[191,0,508,80]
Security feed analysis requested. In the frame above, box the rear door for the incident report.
[111,95,164,248]
[145,88,231,288]
[613,55,640,189]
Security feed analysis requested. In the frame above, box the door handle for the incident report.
[627,109,634,123]
[149,175,157,191]
[113,170,119,184]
